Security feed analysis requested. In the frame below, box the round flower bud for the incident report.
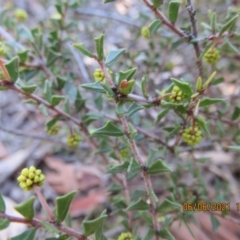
[119,147,130,158]
[170,86,185,103]
[182,125,202,146]
[93,68,105,82]
[17,166,45,191]
[46,124,60,136]
[118,232,133,240]
[141,27,150,39]
[67,133,81,147]
[204,48,220,65]
[15,9,28,21]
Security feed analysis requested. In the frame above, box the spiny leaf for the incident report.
[91,121,124,137]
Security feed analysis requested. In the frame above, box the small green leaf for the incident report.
[18,50,29,63]
[51,95,65,106]
[107,183,123,192]
[118,68,137,82]
[107,162,129,174]
[147,159,172,175]
[141,75,149,98]
[159,229,175,240]
[202,71,216,89]
[157,199,181,214]
[0,219,10,230]
[210,12,217,33]
[228,146,240,151]
[168,1,180,24]
[222,38,240,54]
[39,104,49,116]
[14,197,35,220]
[212,77,224,85]
[220,14,239,35]
[105,48,125,67]
[210,213,220,233]
[56,76,67,90]
[126,102,144,118]
[196,117,210,136]
[5,56,19,82]
[91,121,124,137]
[73,43,94,58]
[56,191,77,223]
[148,20,162,35]
[83,213,107,237]
[113,200,127,209]
[171,78,192,96]
[18,26,34,42]
[75,90,85,112]
[127,158,141,173]
[101,81,115,97]
[129,123,138,139]
[119,79,135,95]
[199,98,225,107]
[45,117,60,131]
[81,82,105,93]
[155,109,169,123]
[11,228,37,240]
[44,81,52,103]
[153,0,163,8]
[20,85,37,94]
[94,34,105,61]
[161,102,187,113]
[64,97,71,114]
[103,0,116,3]
[116,100,127,115]
[0,192,6,212]
[127,199,149,211]
[47,49,61,66]
[196,76,202,91]
[231,106,240,120]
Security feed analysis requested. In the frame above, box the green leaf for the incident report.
[20,85,37,94]
[107,183,123,192]
[127,158,141,173]
[101,81,115,97]
[155,109,169,123]
[113,200,127,209]
[94,34,104,61]
[51,95,65,106]
[5,57,19,82]
[45,117,60,131]
[82,112,103,125]
[44,81,52,102]
[118,68,137,82]
[83,212,107,237]
[81,82,105,93]
[195,76,202,91]
[168,1,180,24]
[116,100,127,115]
[107,162,129,174]
[47,49,61,66]
[39,104,49,116]
[14,197,35,220]
[157,199,181,214]
[228,146,240,151]
[103,0,116,3]
[0,192,6,212]
[18,50,29,63]
[141,75,149,98]
[171,78,192,96]
[231,106,240,120]
[143,229,155,240]
[91,121,124,137]
[147,159,172,175]
[159,229,175,240]
[72,43,94,58]
[161,102,187,113]
[105,48,125,67]
[211,12,217,32]
[210,213,220,233]
[222,38,240,54]
[126,102,144,118]
[119,79,135,95]
[56,76,67,90]
[153,0,163,8]
[148,20,162,35]
[64,97,71,114]
[202,71,216,89]
[212,77,224,85]
[56,191,77,223]
[126,199,149,211]
[196,117,210,136]
[0,219,10,230]
[75,90,85,112]
[220,14,239,35]
[199,98,225,107]
[11,228,37,240]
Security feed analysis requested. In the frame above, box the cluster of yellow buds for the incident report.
[119,147,130,158]
[118,232,133,240]
[204,47,220,65]
[17,166,45,191]
[141,27,150,39]
[46,124,60,136]
[182,124,202,146]
[67,133,81,147]
[170,86,185,103]
[14,9,28,21]
[93,68,105,82]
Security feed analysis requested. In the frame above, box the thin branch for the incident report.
[0,213,90,240]
[186,0,203,77]
[142,0,187,38]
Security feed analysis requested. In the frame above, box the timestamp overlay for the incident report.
[182,202,231,211]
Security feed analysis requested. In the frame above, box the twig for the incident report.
[142,0,187,38]
[0,213,90,240]
[186,0,203,77]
